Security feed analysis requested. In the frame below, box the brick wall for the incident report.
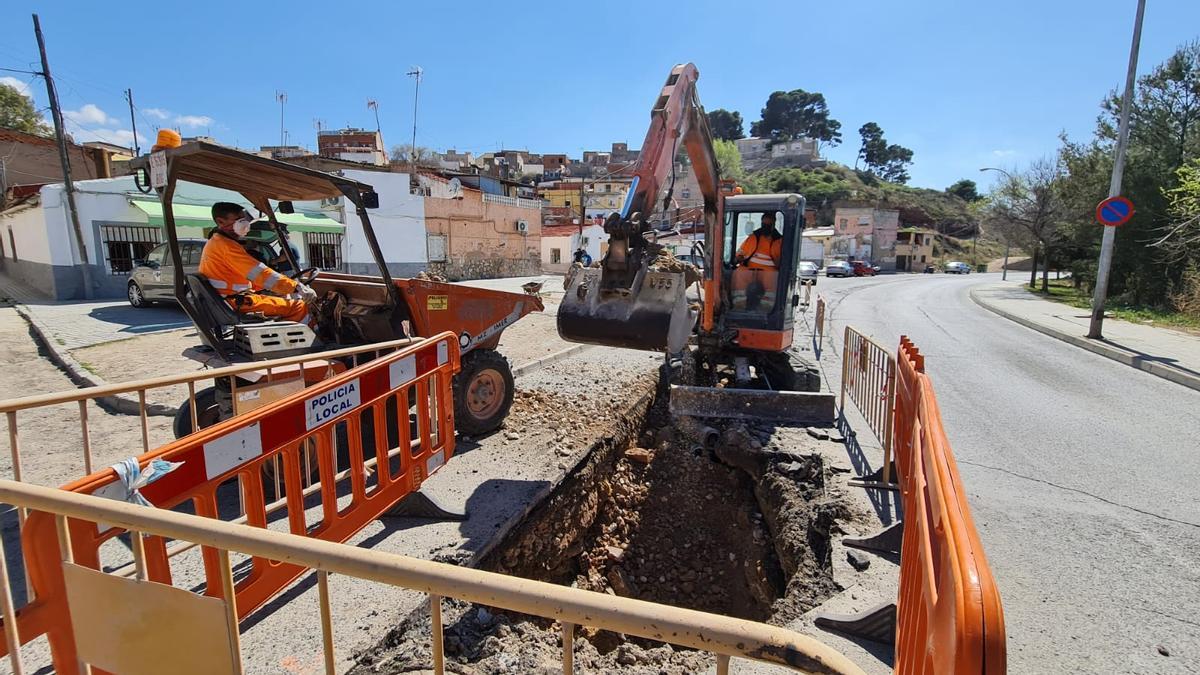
[423,188,542,280]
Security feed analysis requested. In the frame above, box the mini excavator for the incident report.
[557,63,833,421]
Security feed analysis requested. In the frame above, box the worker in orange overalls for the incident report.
[733,212,783,310]
[198,202,317,325]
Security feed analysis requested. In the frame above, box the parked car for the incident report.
[850,260,877,277]
[944,261,972,275]
[128,235,287,307]
[825,260,853,277]
[797,261,818,284]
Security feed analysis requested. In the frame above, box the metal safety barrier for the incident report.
[0,333,460,673]
[0,337,420,596]
[814,296,826,345]
[839,327,896,485]
[828,330,1006,673]
[0,478,866,675]
[893,336,1005,673]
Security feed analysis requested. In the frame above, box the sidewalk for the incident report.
[970,280,1200,392]
[0,273,191,349]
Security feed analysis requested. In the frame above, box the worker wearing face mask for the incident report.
[198,202,318,324]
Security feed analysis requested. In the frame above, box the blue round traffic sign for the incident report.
[1095,196,1134,227]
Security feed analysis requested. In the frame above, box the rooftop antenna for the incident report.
[275,90,287,147]
[406,66,423,170]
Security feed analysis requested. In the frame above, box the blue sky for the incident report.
[3,0,1198,191]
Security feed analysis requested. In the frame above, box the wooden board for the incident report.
[234,376,305,415]
[63,562,239,675]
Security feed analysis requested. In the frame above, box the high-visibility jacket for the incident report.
[737,229,783,270]
[198,231,298,297]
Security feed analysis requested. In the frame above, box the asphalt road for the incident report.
[815,272,1200,674]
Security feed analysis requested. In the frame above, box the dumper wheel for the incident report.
[173,386,222,438]
[453,349,514,436]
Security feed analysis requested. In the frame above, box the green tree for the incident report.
[0,83,50,136]
[986,159,1066,292]
[750,90,842,148]
[946,179,982,202]
[390,144,436,163]
[1053,40,1200,307]
[706,109,745,141]
[856,122,913,184]
[856,122,886,169]
[712,139,744,180]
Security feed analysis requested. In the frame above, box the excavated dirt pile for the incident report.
[648,248,703,287]
[352,402,851,674]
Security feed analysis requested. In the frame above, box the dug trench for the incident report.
[352,387,855,674]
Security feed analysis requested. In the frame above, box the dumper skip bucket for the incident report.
[557,267,697,353]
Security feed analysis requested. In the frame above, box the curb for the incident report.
[969,289,1200,393]
[512,343,591,379]
[13,304,179,418]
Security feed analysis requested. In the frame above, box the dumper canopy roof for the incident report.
[128,141,378,205]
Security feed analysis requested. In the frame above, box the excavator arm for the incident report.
[558,63,725,352]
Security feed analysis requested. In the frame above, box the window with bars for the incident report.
[304,232,343,270]
[100,225,161,275]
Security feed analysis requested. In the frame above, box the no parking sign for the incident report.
[1095,196,1135,227]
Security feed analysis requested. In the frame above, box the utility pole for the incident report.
[276,91,287,148]
[33,14,93,299]
[406,66,423,171]
[125,88,140,155]
[1088,0,1145,340]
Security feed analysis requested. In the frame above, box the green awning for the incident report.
[129,200,345,233]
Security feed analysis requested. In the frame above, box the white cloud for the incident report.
[991,149,1018,158]
[0,76,33,97]
[63,103,118,128]
[64,124,145,149]
[173,114,214,129]
[143,107,171,120]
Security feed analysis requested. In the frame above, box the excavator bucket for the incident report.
[557,267,698,353]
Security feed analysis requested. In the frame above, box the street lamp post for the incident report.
[1088,0,1146,340]
[980,167,1014,281]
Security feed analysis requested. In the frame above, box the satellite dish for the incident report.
[448,178,462,199]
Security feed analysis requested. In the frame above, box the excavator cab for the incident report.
[721,194,806,351]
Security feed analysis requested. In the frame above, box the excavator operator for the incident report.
[199,202,318,325]
[732,212,783,311]
[736,212,783,270]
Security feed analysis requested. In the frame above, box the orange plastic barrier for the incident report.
[892,336,1006,674]
[3,332,460,674]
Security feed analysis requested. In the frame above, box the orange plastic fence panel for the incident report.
[891,335,1005,675]
[3,333,460,675]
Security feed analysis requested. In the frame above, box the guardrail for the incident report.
[828,329,1006,673]
[0,333,460,672]
[481,192,545,210]
[0,479,865,675]
[839,327,896,485]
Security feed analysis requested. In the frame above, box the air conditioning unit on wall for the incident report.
[516,220,529,233]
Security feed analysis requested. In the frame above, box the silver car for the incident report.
[797,261,818,284]
[825,260,853,277]
[127,239,205,307]
[944,261,972,275]
[128,237,288,307]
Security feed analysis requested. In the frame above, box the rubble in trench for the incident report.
[352,400,859,675]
